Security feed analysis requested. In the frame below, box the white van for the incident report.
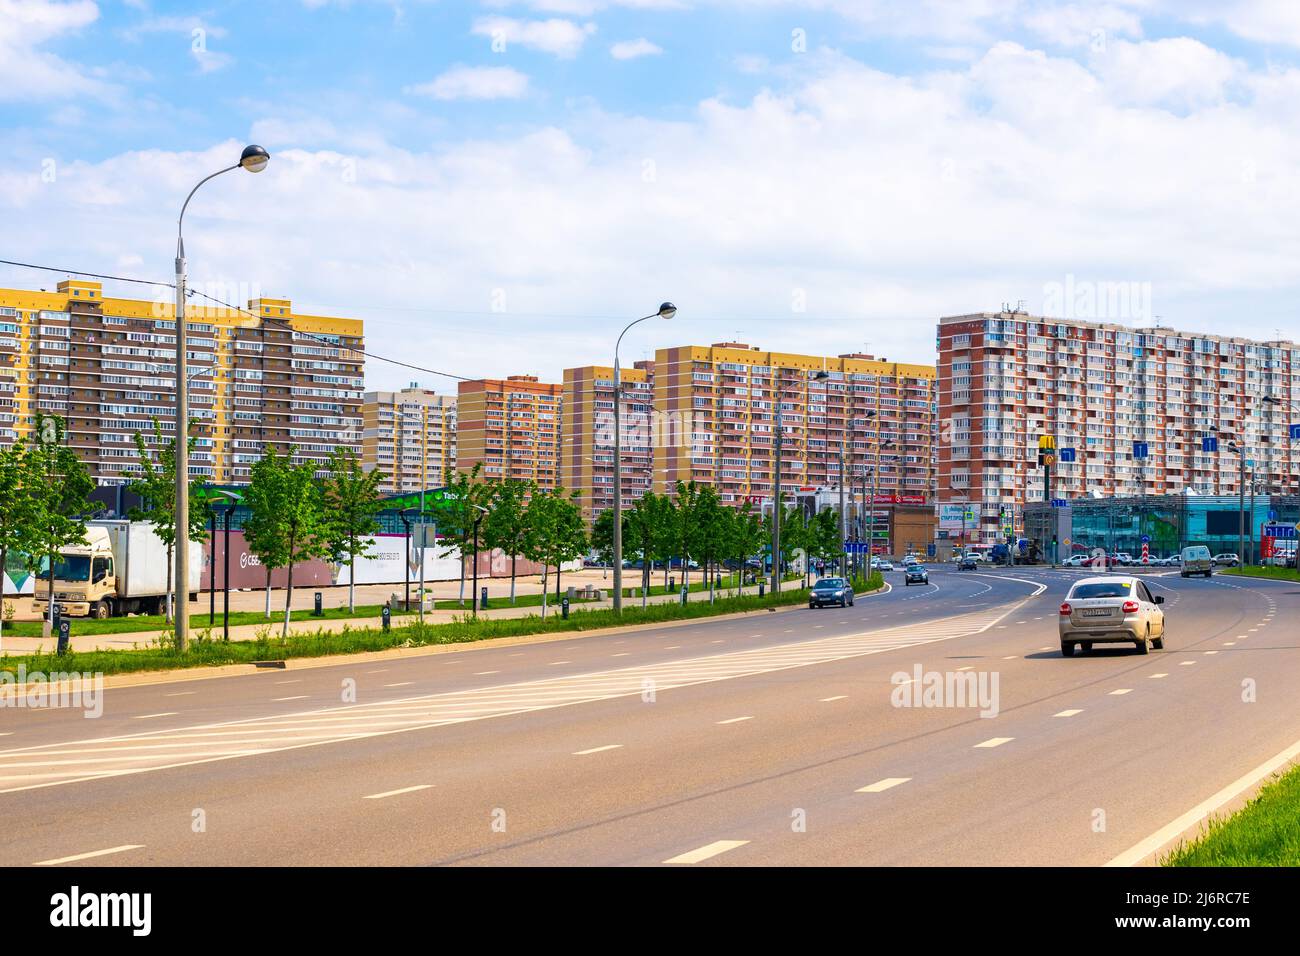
[1179,545,1213,578]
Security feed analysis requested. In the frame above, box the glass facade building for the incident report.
[1025,494,1298,563]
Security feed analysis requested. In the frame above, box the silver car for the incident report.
[1058,576,1166,656]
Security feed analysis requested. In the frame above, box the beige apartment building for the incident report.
[362,385,457,494]
[936,310,1300,546]
[456,375,562,489]
[651,342,937,508]
[0,279,364,483]
[560,362,655,520]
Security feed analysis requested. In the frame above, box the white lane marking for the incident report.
[974,737,1014,748]
[548,661,572,666]
[473,671,500,676]
[365,669,389,674]
[1203,651,1218,656]
[664,645,681,650]
[131,712,177,720]
[363,785,432,800]
[1178,660,1197,666]
[1054,709,1084,717]
[856,777,911,793]
[717,716,754,725]
[384,682,413,688]
[712,639,727,643]
[1223,642,1236,647]
[274,680,301,685]
[611,653,631,658]
[664,840,749,865]
[956,665,974,671]
[272,696,308,702]
[1109,689,1133,696]
[1149,673,1169,679]
[1107,734,1300,866]
[164,692,196,697]
[820,695,848,702]
[35,844,144,866]
[1002,655,1019,660]
[573,744,623,755]
[0,604,1015,795]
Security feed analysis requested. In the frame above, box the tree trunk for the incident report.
[264,565,273,618]
[282,529,296,639]
[348,534,356,613]
[46,546,55,639]
[458,545,466,607]
[510,552,517,605]
[540,565,548,619]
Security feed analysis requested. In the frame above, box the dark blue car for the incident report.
[809,577,854,609]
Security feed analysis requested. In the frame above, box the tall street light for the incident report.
[1211,425,1250,565]
[771,370,829,593]
[612,302,675,613]
[173,144,270,651]
[1263,396,1300,496]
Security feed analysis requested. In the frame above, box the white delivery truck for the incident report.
[31,520,202,619]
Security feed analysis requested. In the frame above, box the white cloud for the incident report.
[610,37,663,59]
[1095,37,1240,110]
[0,0,111,101]
[406,65,530,100]
[471,16,596,59]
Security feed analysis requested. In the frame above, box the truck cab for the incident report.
[32,526,118,619]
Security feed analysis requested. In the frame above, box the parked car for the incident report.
[1180,545,1213,578]
[904,564,929,585]
[809,577,854,609]
[1059,575,1166,656]
[1212,553,1240,567]
[1063,554,1087,568]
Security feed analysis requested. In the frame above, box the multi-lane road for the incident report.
[1,565,1295,866]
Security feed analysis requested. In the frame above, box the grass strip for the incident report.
[1163,762,1300,866]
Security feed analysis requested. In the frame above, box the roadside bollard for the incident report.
[313,592,323,616]
[562,596,570,620]
[481,586,489,610]
[381,605,391,632]
[680,585,688,605]
[57,618,70,655]
[669,576,675,592]
[759,581,765,598]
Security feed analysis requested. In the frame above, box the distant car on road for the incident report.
[957,556,978,571]
[1059,575,1166,656]
[1180,545,1213,578]
[1212,553,1240,567]
[876,560,894,571]
[904,565,929,585]
[809,577,854,609]
[1063,554,1087,568]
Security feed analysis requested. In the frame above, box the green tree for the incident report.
[732,501,766,595]
[482,478,533,605]
[522,487,587,618]
[127,418,209,623]
[590,507,618,569]
[439,463,491,607]
[25,415,95,638]
[673,480,705,595]
[320,447,385,613]
[243,446,293,619]
[625,491,667,606]
[276,455,330,637]
[807,507,842,579]
[0,442,33,648]
[649,492,680,591]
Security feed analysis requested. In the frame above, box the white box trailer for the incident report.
[31,519,202,618]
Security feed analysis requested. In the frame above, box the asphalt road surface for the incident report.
[1,566,1295,866]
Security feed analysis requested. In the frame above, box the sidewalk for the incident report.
[0,578,785,655]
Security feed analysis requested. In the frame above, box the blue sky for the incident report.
[5,1,1300,390]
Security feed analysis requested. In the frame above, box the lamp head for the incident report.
[240,144,270,173]
[657,302,676,320]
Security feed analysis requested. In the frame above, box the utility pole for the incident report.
[838,443,846,576]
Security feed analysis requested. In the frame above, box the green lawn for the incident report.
[0,585,817,678]
[1221,565,1300,582]
[1164,763,1300,866]
[0,602,412,637]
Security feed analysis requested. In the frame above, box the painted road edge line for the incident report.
[363,785,433,800]
[1105,736,1300,867]
[35,845,145,866]
[663,840,749,865]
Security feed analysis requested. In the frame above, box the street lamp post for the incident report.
[771,370,828,593]
[1212,426,1250,565]
[173,144,269,651]
[1263,396,1300,496]
[613,303,675,613]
